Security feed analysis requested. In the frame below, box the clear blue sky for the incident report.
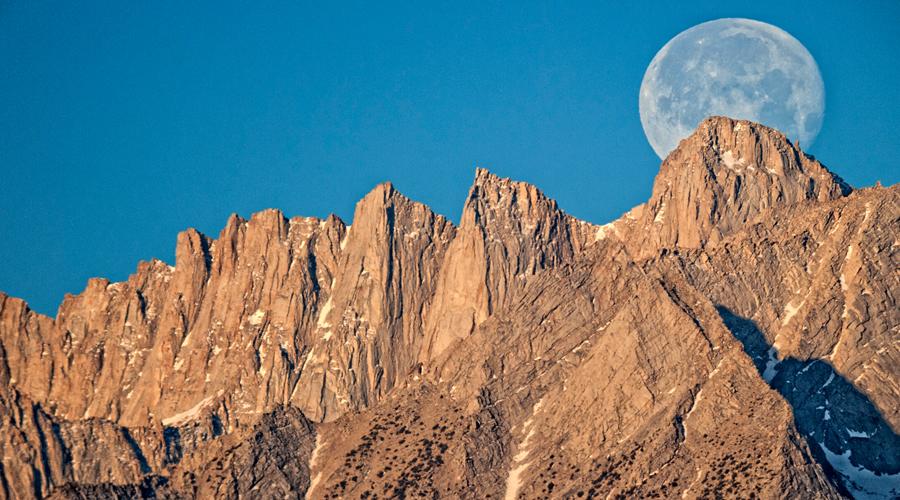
[2,1,898,315]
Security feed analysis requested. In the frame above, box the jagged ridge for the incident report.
[1,117,896,499]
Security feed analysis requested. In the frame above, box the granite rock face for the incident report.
[1,117,896,499]
[609,116,852,259]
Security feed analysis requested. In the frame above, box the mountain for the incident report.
[1,117,897,499]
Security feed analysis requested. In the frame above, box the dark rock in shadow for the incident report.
[121,428,152,475]
[162,427,182,466]
[716,306,900,499]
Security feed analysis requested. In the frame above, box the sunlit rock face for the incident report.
[2,118,898,499]
[640,18,825,159]
[613,116,851,259]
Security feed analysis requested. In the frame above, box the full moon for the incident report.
[639,18,825,159]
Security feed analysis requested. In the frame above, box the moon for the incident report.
[639,18,825,159]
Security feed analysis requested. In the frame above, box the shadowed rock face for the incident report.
[1,117,896,499]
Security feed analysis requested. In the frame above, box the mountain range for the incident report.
[1,116,897,499]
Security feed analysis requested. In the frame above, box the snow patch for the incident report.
[819,442,900,499]
[248,309,266,326]
[340,226,351,250]
[162,396,215,426]
[762,347,780,383]
[654,200,667,224]
[847,429,871,439]
[595,222,617,241]
[845,244,855,262]
[782,300,804,326]
[317,297,333,333]
[841,245,855,292]
[721,150,747,170]
[684,389,703,437]
[572,340,591,353]
[305,433,326,500]
[504,398,545,500]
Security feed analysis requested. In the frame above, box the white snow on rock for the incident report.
[654,200,667,224]
[317,298,333,330]
[305,433,326,500]
[819,442,900,499]
[340,226,351,250]
[841,245,855,291]
[504,398,545,500]
[762,347,780,382]
[248,309,266,326]
[162,396,215,426]
[721,150,748,171]
[595,222,617,241]
[782,300,804,325]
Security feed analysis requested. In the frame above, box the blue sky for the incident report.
[2,1,898,315]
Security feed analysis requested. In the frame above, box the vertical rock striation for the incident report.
[0,117,896,499]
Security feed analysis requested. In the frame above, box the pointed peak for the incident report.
[460,167,570,233]
[372,180,395,195]
[350,182,402,224]
[174,226,212,273]
[625,116,853,258]
[668,116,790,163]
[468,168,553,204]
[473,167,500,183]
[323,213,346,227]
[672,116,838,171]
[471,167,537,193]
[357,181,417,211]
[352,180,451,229]
[216,213,247,239]
[664,116,851,193]
[470,167,536,192]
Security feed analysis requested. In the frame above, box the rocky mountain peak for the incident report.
[463,168,562,229]
[419,168,599,362]
[357,180,396,206]
[619,116,852,259]
[344,180,453,251]
[1,118,896,499]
